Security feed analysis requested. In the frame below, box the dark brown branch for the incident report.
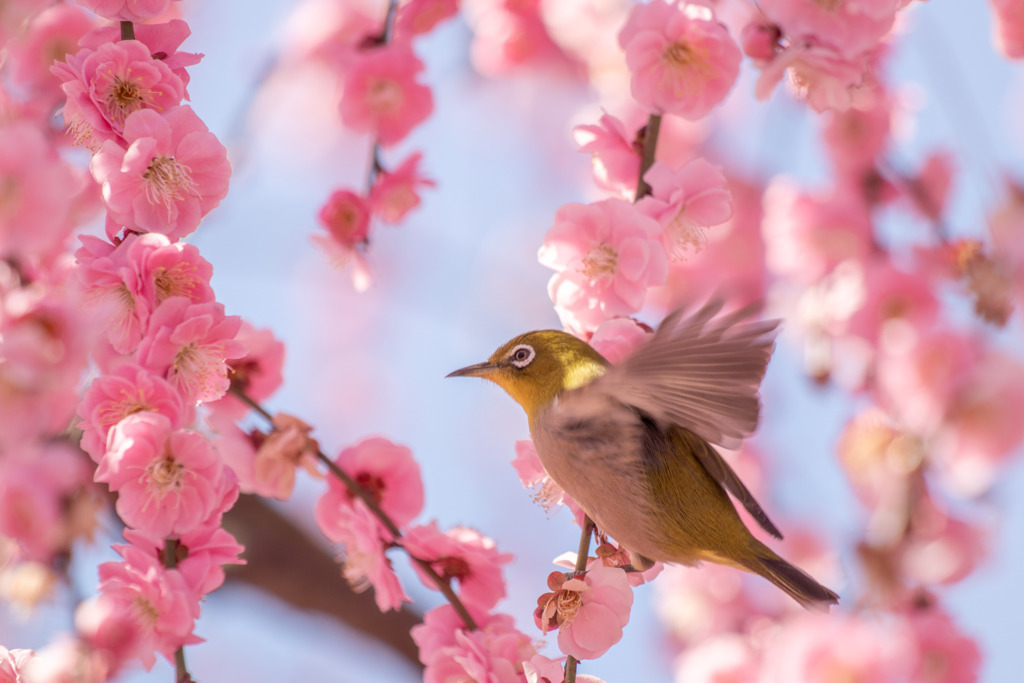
[563,517,595,683]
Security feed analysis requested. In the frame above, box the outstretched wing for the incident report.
[600,300,779,450]
[562,300,782,538]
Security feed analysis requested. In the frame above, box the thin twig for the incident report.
[563,517,595,683]
[634,114,663,201]
[163,540,192,683]
[228,385,479,631]
[120,21,134,41]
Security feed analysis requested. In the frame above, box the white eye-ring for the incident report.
[508,344,535,368]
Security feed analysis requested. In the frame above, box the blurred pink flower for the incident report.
[759,0,903,56]
[899,491,987,586]
[0,122,77,263]
[903,151,955,224]
[91,106,231,240]
[672,633,760,683]
[762,180,873,283]
[843,258,940,345]
[313,188,373,292]
[523,653,607,683]
[394,0,459,39]
[821,95,892,178]
[339,43,433,147]
[618,0,741,119]
[588,317,650,365]
[135,297,246,404]
[123,521,245,597]
[328,502,409,611]
[250,413,321,500]
[77,362,193,462]
[991,0,1024,58]
[97,412,234,537]
[368,152,435,224]
[573,112,641,198]
[905,603,982,683]
[752,38,875,113]
[53,39,184,149]
[512,439,584,521]
[6,4,97,103]
[463,0,577,76]
[205,321,286,420]
[540,199,668,334]
[836,406,924,511]
[638,158,733,260]
[75,594,145,680]
[97,543,200,670]
[402,522,514,610]
[0,647,33,683]
[536,566,633,660]
[76,0,180,22]
[412,605,535,683]
[316,436,424,539]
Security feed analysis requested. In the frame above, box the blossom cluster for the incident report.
[283,0,446,290]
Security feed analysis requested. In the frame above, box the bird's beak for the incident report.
[446,361,498,379]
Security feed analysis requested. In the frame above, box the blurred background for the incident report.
[3,1,1023,681]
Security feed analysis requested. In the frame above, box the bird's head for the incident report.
[447,330,610,417]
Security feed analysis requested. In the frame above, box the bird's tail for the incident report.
[743,542,839,612]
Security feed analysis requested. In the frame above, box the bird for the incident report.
[447,301,839,610]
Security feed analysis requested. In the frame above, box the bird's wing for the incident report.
[594,300,779,450]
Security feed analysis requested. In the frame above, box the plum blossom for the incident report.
[535,566,633,660]
[401,522,514,610]
[205,321,286,420]
[539,199,669,335]
[638,158,733,260]
[123,523,245,597]
[97,544,200,670]
[618,0,741,119]
[80,19,203,96]
[77,363,194,462]
[672,634,760,683]
[368,152,435,224]
[135,297,246,404]
[75,0,181,23]
[758,0,903,56]
[91,106,231,240]
[573,112,641,197]
[326,502,409,612]
[523,654,608,683]
[312,188,373,292]
[6,4,97,103]
[411,605,535,683]
[0,646,33,682]
[905,602,982,682]
[339,43,433,147]
[588,317,650,365]
[394,0,459,40]
[75,594,145,680]
[249,413,321,500]
[53,39,185,149]
[991,0,1024,58]
[512,439,584,521]
[96,412,236,537]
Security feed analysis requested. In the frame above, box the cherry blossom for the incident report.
[91,106,231,240]
[402,522,514,610]
[535,566,633,659]
[368,152,435,224]
[53,40,185,149]
[5,4,97,104]
[205,321,286,420]
[135,297,246,404]
[324,502,409,612]
[759,0,903,56]
[618,0,741,119]
[312,188,373,291]
[511,439,584,521]
[122,522,245,597]
[339,43,433,147]
[80,19,203,96]
[573,112,641,197]
[539,198,668,334]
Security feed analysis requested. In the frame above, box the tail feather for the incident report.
[749,553,840,612]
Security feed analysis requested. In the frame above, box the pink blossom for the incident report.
[74,232,215,354]
[752,38,876,113]
[411,605,535,683]
[394,0,459,40]
[899,491,987,586]
[0,122,77,263]
[762,612,916,682]
[759,0,903,56]
[80,19,203,96]
[573,112,641,197]
[75,594,145,680]
[91,106,231,240]
[75,0,180,23]
[53,39,185,149]
[638,158,733,260]
[535,566,633,660]
[618,0,741,119]
[77,363,193,462]
[672,634,760,683]
[821,95,892,178]
[539,199,669,335]
[123,522,245,596]
[991,0,1024,58]
[6,4,97,103]
[251,413,321,500]
[135,297,246,404]
[97,543,200,670]
[205,321,286,420]
[464,0,577,76]
[316,436,424,539]
[904,151,955,223]
[402,522,514,610]
[312,188,373,292]
[325,502,409,612]
[762,180,873,283]
[368,152,435,224]
[0,646,33,682]
[17,639,101,683]
[339,43,433,147]
[588,317,650,365]
[836,406,923,510]
[512,439,584,521]
[841,258,940,345]
[96,412,234,537]
[905,603,982,683]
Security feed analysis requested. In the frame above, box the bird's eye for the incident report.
[508,344,535,368]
